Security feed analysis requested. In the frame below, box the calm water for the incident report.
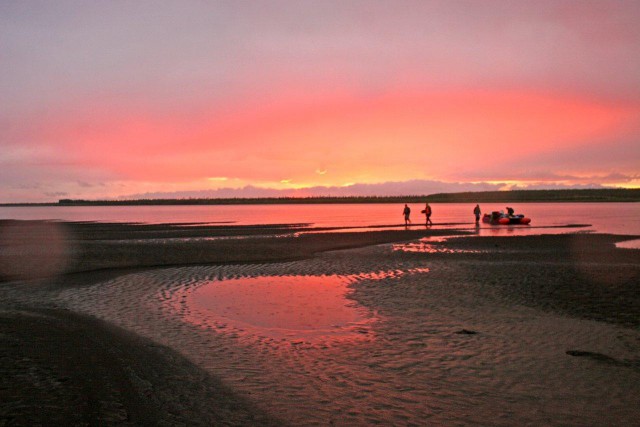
[1,202,639,236]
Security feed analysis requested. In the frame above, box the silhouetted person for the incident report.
[424,203,433,226]
[473,204,481,224]
[403,204,411,226]
[506,206,514,216]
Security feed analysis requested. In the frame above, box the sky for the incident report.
[1,1,639,202]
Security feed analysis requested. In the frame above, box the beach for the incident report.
[1,221,639,425]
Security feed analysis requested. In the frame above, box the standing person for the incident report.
[425,203,433,226]
[403,204,411,226]
[473,204,481,224]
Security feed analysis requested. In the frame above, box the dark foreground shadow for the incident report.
[0,307,283,426]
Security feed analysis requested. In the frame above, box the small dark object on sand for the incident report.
[566,350,610,358]
[455,329,478,335]
[566,350,618,363]
[566,350,640,368]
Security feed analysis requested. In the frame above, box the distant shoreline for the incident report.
[1,188,638,206]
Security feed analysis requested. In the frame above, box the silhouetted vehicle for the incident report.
[482,211,531,225]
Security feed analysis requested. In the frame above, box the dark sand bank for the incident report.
[0,220,471,279]
[1,221,471,426]
[390,233,640,328]
[1,221,639,425]
[0,307,280,426]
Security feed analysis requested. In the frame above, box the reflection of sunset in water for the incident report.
[392,238,483,254]
[187,275,373,339]
[615,239,640,249]
[182,268,430,341]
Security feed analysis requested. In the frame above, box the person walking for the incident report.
[424,203,433,226]
[403,204,411,226]
[473,204,481,224]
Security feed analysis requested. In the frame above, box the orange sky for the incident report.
[1,1,639,201]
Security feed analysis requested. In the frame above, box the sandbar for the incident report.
[1,221,639,425]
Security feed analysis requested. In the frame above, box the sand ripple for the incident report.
[5,242,637,426]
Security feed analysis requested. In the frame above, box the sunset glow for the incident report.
[1,1,639,202]
[185,275,371,340]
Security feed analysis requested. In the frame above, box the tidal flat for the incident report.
[1,221,639,425]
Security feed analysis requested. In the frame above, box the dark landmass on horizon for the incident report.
[1,188,638,206]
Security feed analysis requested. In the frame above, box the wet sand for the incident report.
[1,221,639,425]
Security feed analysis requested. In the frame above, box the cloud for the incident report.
[1,1,638,202]
[122,176,635,201]
[455,126,640,184]
[122,180,505,199]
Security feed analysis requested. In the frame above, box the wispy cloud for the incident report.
[122,179,504,199]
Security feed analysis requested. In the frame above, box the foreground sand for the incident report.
[1,221,639,425]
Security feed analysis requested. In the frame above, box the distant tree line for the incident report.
[54,188,640,205]
[1,188,637,207]
[55,196,430,205]
[423,188,640,203]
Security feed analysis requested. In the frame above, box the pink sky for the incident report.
[1,1,639,202]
